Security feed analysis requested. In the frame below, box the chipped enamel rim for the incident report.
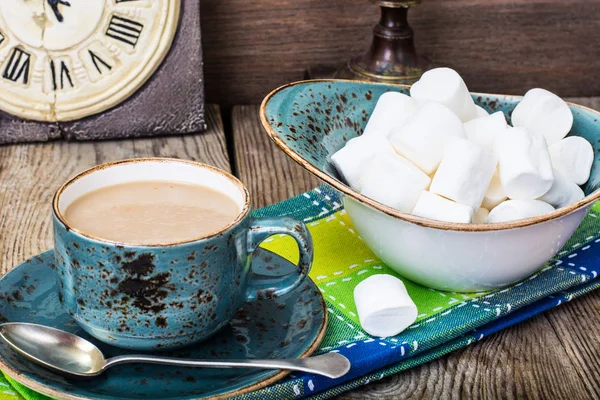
[53,158,251,246]
[260,79,600,232]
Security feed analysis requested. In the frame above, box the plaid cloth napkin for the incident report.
[3,184,600,399]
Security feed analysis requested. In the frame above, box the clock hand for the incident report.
[47,0,71,23]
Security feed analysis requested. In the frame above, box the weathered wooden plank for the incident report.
[544,290,600,398]
[231,103,597,399]
[0,105,228,276]
[0,112,61,144]
[232,105,320,208]
[201,0,600,105]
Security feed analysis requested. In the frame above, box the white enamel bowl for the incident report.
[261,79,600,292]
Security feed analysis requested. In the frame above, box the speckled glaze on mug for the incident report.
[260,79,600,292]
[52,158,313,350]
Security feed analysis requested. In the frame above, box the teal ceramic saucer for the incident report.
[0,249,327,400]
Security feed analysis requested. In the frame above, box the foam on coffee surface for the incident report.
[64,181,241,244]
[331,67,593,224]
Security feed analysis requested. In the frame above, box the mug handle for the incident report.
[245,216,313,301]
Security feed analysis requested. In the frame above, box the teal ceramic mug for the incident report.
[52,158,313,350]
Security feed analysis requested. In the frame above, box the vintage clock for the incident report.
[0,0,205,142]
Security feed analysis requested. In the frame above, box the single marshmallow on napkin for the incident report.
[486,199,555,223]
[363,92,417,138]
[511,88,573,145]
[495,127,554,200]
[538,169,585,209]
[412,191,474,223]
[549,136,594,185]
[464,111,508,152]
[354,274,418,337]
[330,133,396,191]
[409,67,477,122]
[360,152,431,212]
[430,138,497,209]
[390,101,466,174]
[481,172,507,210]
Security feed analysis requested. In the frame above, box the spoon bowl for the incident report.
[0,323,106,377]
[0,322,350,379]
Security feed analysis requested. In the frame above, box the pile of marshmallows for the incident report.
[331,67,594,224]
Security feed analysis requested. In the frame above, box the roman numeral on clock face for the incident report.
[3,48,31,85]
[89,50,112,74]
[106,15,144,48]
[0,32,5,46]
[50,60,74,90]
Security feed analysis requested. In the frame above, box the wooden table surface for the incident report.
[1,100,600,399]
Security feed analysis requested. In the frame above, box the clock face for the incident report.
[0,0,180,122]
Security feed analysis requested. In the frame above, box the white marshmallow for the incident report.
[363,92,417,138]
[412,191,474,223]
[474,105,490,118]
[474,207,490,224]
[495,127,554,200]
[458,95,478,122]
[511,88,573,145]
[410,67,477,122]
[354,274,418,337]
[390,101,466,174]
[330,133,396,191]
[486,200,555,223]
[511,88,548,125]
[512,88,549,117]
[464,111,508,152]
[538,169,585,209]
[360,152,431,212]
[482,172,507,210]
[430,138,497,209]
[549,136,594,185]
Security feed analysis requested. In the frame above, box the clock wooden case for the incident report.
[0,0,205,143]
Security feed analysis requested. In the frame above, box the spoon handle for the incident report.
[104,352,350,379]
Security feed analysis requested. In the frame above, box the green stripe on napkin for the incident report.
[1,372,50,400]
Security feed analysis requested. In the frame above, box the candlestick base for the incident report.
[334,0,431,84]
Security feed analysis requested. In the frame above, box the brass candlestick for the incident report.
[335,0,431,84]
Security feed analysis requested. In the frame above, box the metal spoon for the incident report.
[0,323,350,379]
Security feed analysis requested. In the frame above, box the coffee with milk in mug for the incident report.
[64,181,241,245]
